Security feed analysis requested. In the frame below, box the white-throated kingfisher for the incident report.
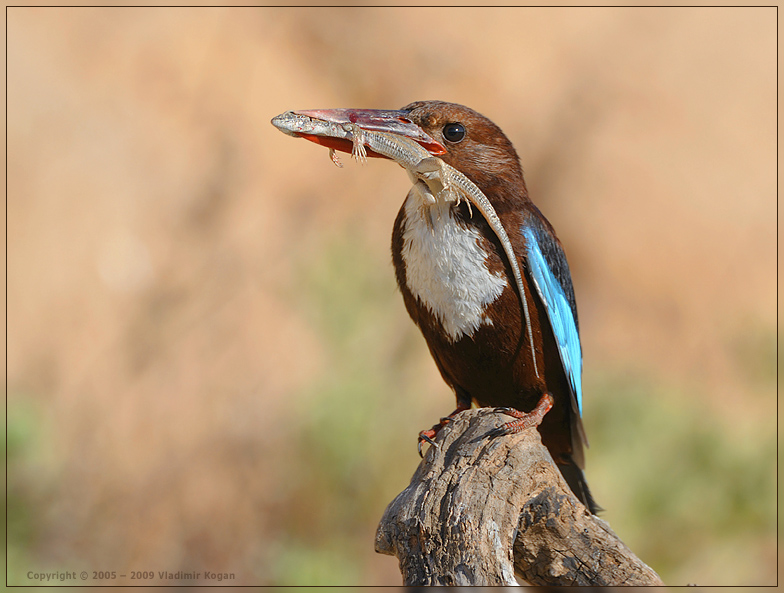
[272,101,600,514]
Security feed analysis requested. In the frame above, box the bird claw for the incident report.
[489,393,555,438]
[417,431,439,458]
[416,403,471,457]
[486,424,511,439]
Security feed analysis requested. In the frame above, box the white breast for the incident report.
[400,181,508,342]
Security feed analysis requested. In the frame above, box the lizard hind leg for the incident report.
[344,123,368,163]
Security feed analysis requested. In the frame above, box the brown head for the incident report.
[398,101,528,209]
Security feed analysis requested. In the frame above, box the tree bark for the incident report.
[375,407,664,586]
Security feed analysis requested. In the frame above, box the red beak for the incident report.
[292,108,447,158]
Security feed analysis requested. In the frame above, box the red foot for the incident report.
[489,392,554,438]
[417,403,470,457]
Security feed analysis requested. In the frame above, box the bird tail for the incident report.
[557,459,602,514]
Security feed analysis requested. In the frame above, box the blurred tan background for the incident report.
[6,6,777,586]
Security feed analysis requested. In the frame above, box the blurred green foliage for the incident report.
[7,398,51,585]
[262,232,429,585]
[585,368,776,584]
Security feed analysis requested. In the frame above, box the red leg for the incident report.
[489,392,554,438]
[417,400,471,457]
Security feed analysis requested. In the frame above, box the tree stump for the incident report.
[375,408,664,586]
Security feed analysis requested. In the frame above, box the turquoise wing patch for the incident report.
[522,226,583,416]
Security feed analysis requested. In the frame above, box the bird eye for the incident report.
[442,123,466,143]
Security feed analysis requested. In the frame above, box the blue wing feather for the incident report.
[522,223,583,416]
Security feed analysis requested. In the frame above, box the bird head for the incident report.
[397,101,525,198]
[272,100,528,210]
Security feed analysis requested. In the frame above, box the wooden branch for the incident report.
[375,408,664,586]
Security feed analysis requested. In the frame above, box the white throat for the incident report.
[400,180,508,342]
